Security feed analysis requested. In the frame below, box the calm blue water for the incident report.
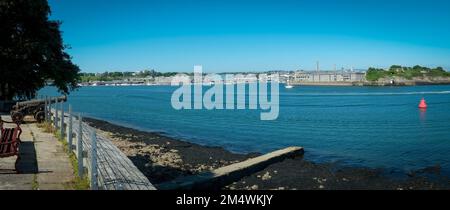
[39,85,450,174]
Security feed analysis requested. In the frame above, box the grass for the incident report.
[38,121,90,190]
[32,174,39,190]
[37,121,56,133]
[58,133,90,190]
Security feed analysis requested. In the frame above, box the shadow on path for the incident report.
[16,141,39,174]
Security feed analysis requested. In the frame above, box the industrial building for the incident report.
[293,71,366,83]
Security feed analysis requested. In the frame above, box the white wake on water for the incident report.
[286,91,450,96]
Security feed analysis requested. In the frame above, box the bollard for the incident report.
[67,105,73,150]
[77,114,84,178]
[90,129,98,190]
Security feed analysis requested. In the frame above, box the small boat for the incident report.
[285,85,294,89]
[285,79,294,89]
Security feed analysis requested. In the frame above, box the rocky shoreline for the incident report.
[84,117,450,190]
[290,78,450,87]
[362,77,450,86]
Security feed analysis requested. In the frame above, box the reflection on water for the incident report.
[419,108,427,123]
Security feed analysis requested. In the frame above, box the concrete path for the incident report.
[158,147,304,190]
[0,115,75,190]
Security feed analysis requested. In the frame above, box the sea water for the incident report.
[38,85,450,174]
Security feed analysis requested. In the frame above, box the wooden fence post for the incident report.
[67,105,73,150]
[47,98,50,122]
[51,99,55,123]
[77,114,84,178]
[47,97,51,122]
[54,99,59,128]
[60,101,65,137]
[48,98,52,123]
[44,96,48,122]
[90,129,98,190]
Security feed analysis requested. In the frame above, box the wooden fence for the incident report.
[44,97,156,190]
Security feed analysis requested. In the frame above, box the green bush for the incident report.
[365,65,449,81]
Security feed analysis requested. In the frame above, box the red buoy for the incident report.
[419,98,428,109]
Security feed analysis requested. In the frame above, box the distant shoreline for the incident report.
[289,81,450,87]
[77,80,450,87]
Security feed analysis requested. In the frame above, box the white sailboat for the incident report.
[285,79,294,89]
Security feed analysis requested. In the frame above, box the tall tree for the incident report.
[0,0,80,101]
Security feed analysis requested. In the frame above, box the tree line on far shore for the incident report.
[79,70,181,82]
[366,65,449,81]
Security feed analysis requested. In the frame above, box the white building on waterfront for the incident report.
[293,71,365,83]
[154,76,176,85]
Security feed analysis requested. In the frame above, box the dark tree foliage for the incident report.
[79,70,181,82]
[366,65,449,81]
[0,0,80,100]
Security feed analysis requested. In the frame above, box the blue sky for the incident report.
[48,0,450,73]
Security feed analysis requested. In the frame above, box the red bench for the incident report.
[0,120,22,172]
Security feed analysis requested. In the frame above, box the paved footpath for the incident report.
[0,115,75,190]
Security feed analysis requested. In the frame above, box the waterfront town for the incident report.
[79,63,450,87]
[79,66,367,87]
